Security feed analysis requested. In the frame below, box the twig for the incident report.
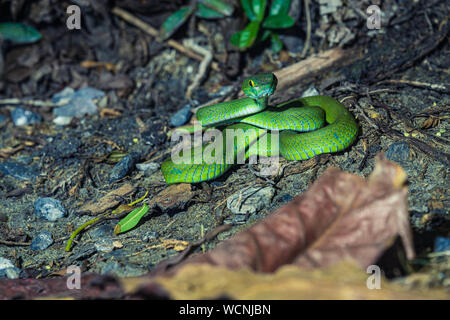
[0,98,65,108]
[111,7,219,71]
[0,239,31,246]
[378,79,449,93]
[301,0,311,58]
[183,39,213,100]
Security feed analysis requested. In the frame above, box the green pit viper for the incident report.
[161,73,358,184]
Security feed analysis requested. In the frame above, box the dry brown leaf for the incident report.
[78,184,134,215]
[149,263,447,299]
[152,183,194,212]
[152,154,414,276]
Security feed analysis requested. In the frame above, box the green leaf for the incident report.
[262,13,295,29]
[200,0,233,16]
[269,0,291,16]
[270,32,283,53]
[229,21,260,50]
[260,29,271,42]
[240,0,257,21]
[196,3,226,19]
[114,203,149,234]
[0,22,41,44]
[252,0,267,21]
[159,5,195,40]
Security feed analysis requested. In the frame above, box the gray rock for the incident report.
[53,95,98,118]
[11,107,41,126]
[94,239,115,253]
[52,87,75,104]
[0,267,21,279]
[386,142,410,165]
[170,104,192,127]
[75,87,105,101]
[34,197,67,221]
[136,162,160,175]
[0,257,15,270]
[227,186,275,215]
[0,161,39,180]
[301,86,320,97]
[109,152,139,182]
[30,231,53,250]
[89,222,115,239]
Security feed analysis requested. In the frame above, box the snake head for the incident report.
[242,73,278,100]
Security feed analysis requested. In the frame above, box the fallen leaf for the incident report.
[153,183,194,212]
[78,184,134,215]
[152,154,414,276]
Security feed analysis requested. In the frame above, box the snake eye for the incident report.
[248,80,255,87]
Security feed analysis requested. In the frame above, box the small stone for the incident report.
[136,162,160,175]
[74,87,105,101]
[11,107,41,126]
[170,104,192,127]
[94,239,115,253]
[52,87,75,104]
[0,257,15,270]
[280,35,304,53]
[34,197,67,221]
[53,95,98,118]
[30,231,53,250]
[301,86,320,97]
[0,161,39,180]
[227,186,275,215]
[385,142,410,165]
[88,222,115,239]
[109,152,139,183]
[434,237,450,253]
[0,267,21,279]
[142,231,159,242]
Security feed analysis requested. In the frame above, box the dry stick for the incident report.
[378,79,449,93]
[183,39,213,99]
[301,0,311,58]
[111,7,219,71]
[0,98,65,107]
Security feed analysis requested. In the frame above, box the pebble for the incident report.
[52,87,105,124]
[11,107,41,126]
[170,104,192,127]
[30,231,54,250]
[301,86,320,98]
[385,142,410,165]
[434,237,450,253]
[281,35,305,53]
[0,257,15,270]
[136,162,160,175]
[0,257,20,279]
[94,239,115,253]
[34,197,67,221]
[0,161,39,180]
[141,231,159,242]
[88,222,115,239]
[109,152,139,183]
[227,186,275,215]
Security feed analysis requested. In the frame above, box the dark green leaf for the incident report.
[260,29,271,42]
[114,203,149,234]
[196,3,226,19]
[269,0,291,16]
[270,32,283,53]
[159,6,195,40]
[262,13,295,29]
[240,0,257,21]
[0,22,41,44]
[200,0,233,16]
[229,21,260,50]
[252,0,267,21]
